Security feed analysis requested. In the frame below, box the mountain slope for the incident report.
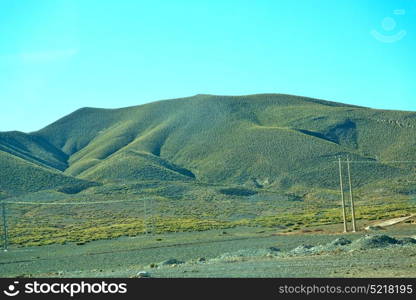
[2,94,416,193]
[0,131,68,170]
[0,150,91,195]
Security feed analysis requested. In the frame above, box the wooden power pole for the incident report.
[143,198,148,235]
[346,157,357,232]
[338,157,348,232]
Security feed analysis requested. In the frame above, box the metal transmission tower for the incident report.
[1,201,8,251]
[338,157,348,232]
[346,157,357,232]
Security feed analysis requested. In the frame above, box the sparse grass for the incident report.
[3,180,415,247]
[1,94,416,247]
[0,152,92,195]
[3,94,415,194]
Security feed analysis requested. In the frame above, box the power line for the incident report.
[335,160,416,164]
[4,199,148,206]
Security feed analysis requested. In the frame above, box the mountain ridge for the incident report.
[1,93,415,196]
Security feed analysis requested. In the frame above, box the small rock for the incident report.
[160,258,184,266]
[399,237,416,244]
[136,271,151,278]
[268,246,280,252]
[329,237,351,246]
[290,244,315,255]
[351,234,401,250]
[364,225,384,231]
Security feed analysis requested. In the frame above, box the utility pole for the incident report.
[143,198,147,235]
[148,198,154,235]
[143,197,155,235]
[338,157,348,232]
[346,157,357,232]
[1,201,8,251]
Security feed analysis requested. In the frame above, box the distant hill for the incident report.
[1,94,416,194]
[0,150,90,195]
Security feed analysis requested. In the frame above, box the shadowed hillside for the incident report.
[1,94,415,195]
[2,94,416,247]
[0,151,92,195]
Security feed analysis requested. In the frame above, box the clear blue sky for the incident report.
[1,0,415,132]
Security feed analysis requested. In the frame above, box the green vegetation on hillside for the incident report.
[1,94,415,246]
[0,151,93,195]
